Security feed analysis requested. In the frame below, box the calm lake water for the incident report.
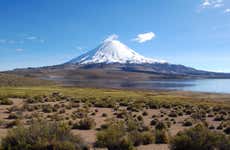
[59,78,230,94]
[141,79,230,94]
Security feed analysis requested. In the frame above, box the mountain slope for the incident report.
[68,39,165,64]
[0,73,55,87]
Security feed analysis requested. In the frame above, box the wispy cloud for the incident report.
[133,32,155,43]
[201,0,224,8]
[25,36,38,40]
[75,46,84,51]
[25,35,45,43]
[224,8,230,13]
[0,35,45,45]
[104,34,119,42]
[15,48,24,52]
[0,39,6,44]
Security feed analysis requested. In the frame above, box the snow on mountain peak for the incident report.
[68,36,166,64]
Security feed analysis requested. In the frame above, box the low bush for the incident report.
[150,119,159,126]
[168,111,178,118]
[146,101,160,109]
[102,113,108,117]
[214,115,225,121]
[8,112,21,119]
[155,121,167,130]
[96,118,154,149]
[72,117,95,130]
[155,129,169,144]
[142,132,155,145]
[1,120,88,150]
[142,111,148,116]
[95,120,134,150]
[183,118,193,127]
[224,126,230,134]
[170,124,230,150]
[0,98,13,105]
[42,104,54,113]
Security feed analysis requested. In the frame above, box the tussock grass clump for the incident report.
[72,117,96,130]
[94,97,116,108]
[214,115,225,121]
[42,104,55,113]
[168,111,178,118]
[1,120,89,150]
[0,97,13,105]
[183,118,193,127]
[155,129,169,144]
[170,124,230,150]
[8,112,22,119]
[71,108,89,119]
[150,119,159,126]
[224,126,230,134]
[146,100,161,109]
[96,118,154,149]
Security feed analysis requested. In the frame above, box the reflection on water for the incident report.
[57,78,230,94]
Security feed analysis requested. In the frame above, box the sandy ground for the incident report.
[0,97,225,150]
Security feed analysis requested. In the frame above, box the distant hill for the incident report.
[0,73,55,87]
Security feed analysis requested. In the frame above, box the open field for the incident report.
[0,86,229,149]
[0,73,55,87]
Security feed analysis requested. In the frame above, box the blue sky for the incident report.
[0,0,230,72]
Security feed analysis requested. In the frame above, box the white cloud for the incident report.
[15,48,24,52]
[224,8,230,13]
[26,36,37,40]
[133,32,155,43]
[201,0,224,8]
[202,0,211,7]
[25,35,45,43]
[104,34,119,42]
[39,39,45,43]
[0,39,6,44]
[75,46,84,51]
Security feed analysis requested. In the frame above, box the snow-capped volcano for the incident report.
[68,36,165,64]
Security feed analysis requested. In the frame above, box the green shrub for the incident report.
[94,98,116,108]
[42,104,54,113]
[142,111,148,116]
[96,118,152,149]
[214,115,225,121]
[8,112,22,119]
[72,117,95,130]
[6,119,21,128]
[146,101,160,109]
[95,121,134,150]
[224,126,230,134]
[102,113,108,117]
[137,115,143,121]
[1,120,88,150]
[0,98,13,105]
[51,141,76,150]
[168,111,178,118]
[155,129,169,144]
[142,132,155,145]
[170,124,230,150]
[183,118,193,127]
[150,119,158,126]
[155,121,167,130]
[128,131,143,146]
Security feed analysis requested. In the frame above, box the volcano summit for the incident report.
[68,36,165,65]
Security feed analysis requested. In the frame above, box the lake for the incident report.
[60,78,230,94]
[135,79,230,94]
